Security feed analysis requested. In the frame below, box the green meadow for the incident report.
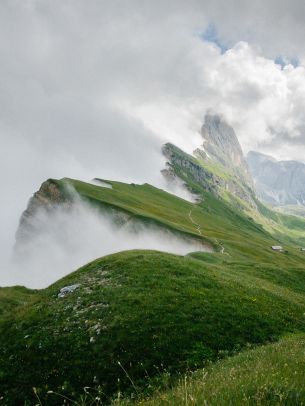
[1,176,305,404]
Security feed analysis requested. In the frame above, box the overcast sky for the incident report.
[2,0,305,273]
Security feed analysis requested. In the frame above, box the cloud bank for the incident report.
[1,0,305,285]
[10,199,209,288]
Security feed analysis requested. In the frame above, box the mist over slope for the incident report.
[9,113,305,289]
[10,194,210,288]
[3,2,305,404]
[3,1,305,286]
[3,113,305,404]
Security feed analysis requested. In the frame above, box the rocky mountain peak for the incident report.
[201,114,244,163]
[195,114,253,186]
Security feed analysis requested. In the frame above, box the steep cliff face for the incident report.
[162,142,256,209]
[198,114,253,186]
[162,115,256,210]
[15,179,71,245]
[247,151,305,206]
[162,143,219,195]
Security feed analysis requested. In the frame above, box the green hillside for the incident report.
[3,134,305,404]
[2,171,305,404]
[0,286,38,319]
[52,176,305,261]
[2,249,305,404]
[129,334,305,406]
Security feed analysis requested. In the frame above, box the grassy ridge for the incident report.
[2,175,305,404]
[161,143,305,246]
[56,177,305,262]
[2,250,305,403]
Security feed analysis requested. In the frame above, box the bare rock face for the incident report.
[15,179,71,246]
[162,142,256,209]
[198,114,253,187]
[162,115,257,210]
[162,143,222,196]
[247,151,305,206]
[201,115,244,164]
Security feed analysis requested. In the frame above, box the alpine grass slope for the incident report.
[2,115,305,405]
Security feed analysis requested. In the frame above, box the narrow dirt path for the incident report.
[188,208,203,236]
[188,209,228,255]
[214,237,227,255]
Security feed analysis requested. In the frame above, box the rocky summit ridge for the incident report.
[162,114,256,210]
[196,114,253,186]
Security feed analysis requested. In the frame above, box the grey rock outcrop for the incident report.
[162,143,220,196]
[162,142,256,209]
[15,179,71,246]
[162,114,256,209]
[58,284,81,298]
[198,114,253,187]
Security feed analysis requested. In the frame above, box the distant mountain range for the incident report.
[191,114,305,213]
[247,150,305,209]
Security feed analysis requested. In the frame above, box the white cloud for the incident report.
[1,1,305,285]
[124,40,305,161]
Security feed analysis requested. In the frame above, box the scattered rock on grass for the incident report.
[58,284,81,298]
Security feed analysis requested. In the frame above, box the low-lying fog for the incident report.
[6,198,211,289]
